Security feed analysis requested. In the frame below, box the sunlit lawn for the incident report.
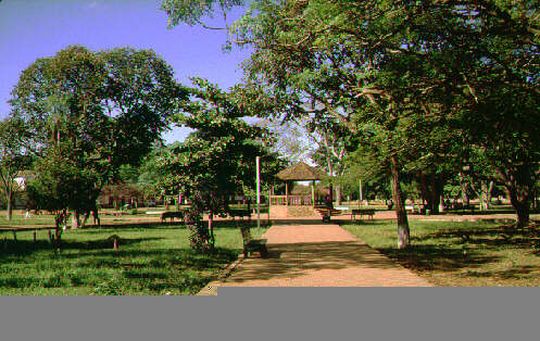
[0,222,266,295]
[343,220,540,286]
[0,208,170,227]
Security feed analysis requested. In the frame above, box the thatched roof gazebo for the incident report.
[271,162,326,207]
[276,162,326,182]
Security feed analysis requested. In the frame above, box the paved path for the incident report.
[200,223,432,294]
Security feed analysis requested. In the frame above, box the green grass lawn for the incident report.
[343,220,540,286]
[0,223,266,295]
[0,212,56,226]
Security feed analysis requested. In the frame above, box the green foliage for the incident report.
[11,45,184,181]
[155,78,278,250]
[0,117,33,219]
[161,0,244,28]
[26,147,100,214]
[158,78,272,209]
[118,164,140,184]
[10,45,184,221]
[164,0,539,228]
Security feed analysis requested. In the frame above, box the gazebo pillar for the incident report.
[285,181,289,206]
[311,180,315,207]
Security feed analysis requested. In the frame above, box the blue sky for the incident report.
[0,0,251,143]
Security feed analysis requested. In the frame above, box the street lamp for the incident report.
[256,156,261,229]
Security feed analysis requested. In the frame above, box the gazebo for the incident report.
[270,162,327,217]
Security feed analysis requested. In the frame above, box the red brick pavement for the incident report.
[199,224,432,294]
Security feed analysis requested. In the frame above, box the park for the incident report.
[0,1,539,295]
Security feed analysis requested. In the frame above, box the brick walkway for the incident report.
[199,224,432,294]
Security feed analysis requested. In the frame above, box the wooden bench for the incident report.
[240,226,268,258]
[228,210,252,221]
[351,209,375,221]
[102,211,127,217]
[447,204,476,214]
[160,211,184,223]
[314,206,343,223]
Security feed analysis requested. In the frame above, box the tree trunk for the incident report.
[6,189,13,222]
[71,211,81,229]
[430,174,442,214]
[53,210,67,248]
[208,212,215,248]
[487,181,494,209]
[335,185,342,206]
[93,209,101,227]
[82,211,90,228]
[420,172,428,208]
[508,186,531,228]
[478,180,494,211]
[458,171,469,205]
[390,155,410,249]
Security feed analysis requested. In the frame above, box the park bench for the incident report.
[351,209,375,221]
[405,205,421,214]
[461,204,476,213]
[160,211,184,223]
[447,204,476,214]
[228,209,252,221]
[314,206,343,223]
[240,226,268,258]
[101,211,127,217]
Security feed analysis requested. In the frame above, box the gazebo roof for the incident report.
[276,162,326,181]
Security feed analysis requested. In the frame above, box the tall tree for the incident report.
[229,0,448,248]
[27,145,100,241]
[0,117,32,221]
[10,45,184,226]
[419,1,540,226]
[163,0,540,239]
[157,78,275,251]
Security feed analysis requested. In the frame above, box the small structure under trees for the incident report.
[270,162,327,217]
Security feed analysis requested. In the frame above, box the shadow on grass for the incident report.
[78,221,186,230]
[0,236,165,260]
[71,247,238,269]
[463,265,538,281]
[0,245,239,294]
[420,226,540,248]
[365,224,540,278]
[377,244,500,272]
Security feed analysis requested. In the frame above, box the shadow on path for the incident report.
[222,236,434,287]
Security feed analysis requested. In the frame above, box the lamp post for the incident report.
[256,156,261,229]
[359,179,363,203]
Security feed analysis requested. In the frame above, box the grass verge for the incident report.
[0,223,266,295]
[342,220,540,286]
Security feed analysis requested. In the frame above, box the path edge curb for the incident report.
[196,253,246,296]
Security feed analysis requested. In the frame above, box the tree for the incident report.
[307,117,355,205]
[161,0,244,29]
[156,78,274,251]
[256,117,313,164]
[136,146,169,202]
[0,117,32,221]
[229,0,450,248]
[10,45,184,226]
[163,0,540,239]
[424,1,540,227]
[27,146,100,242]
